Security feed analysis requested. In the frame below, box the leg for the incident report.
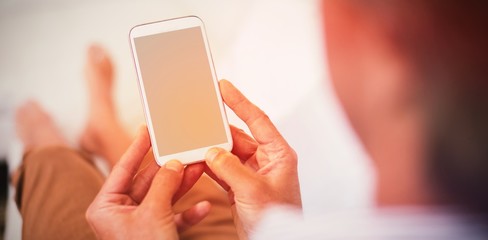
[80,45,132,167]
[16,148,103,240]
[175,175,238,240]
[13,102,103,240]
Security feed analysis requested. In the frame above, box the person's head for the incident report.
[322,0,488,217]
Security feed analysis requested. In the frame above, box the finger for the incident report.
[230,125,258,161]
[220,80,283,145]
[101,125,150,194]
[205,147,257,192]
[173,162,205,203]
[204,164,230,191]
[175,201,211,233]
[130,158,160,203]
[230,125,260,170]
[141,160,184,211]
[138,148,155,172]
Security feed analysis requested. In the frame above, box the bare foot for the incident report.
[80,44,132,167]
[84,44,115,115]
[15,101,67,152]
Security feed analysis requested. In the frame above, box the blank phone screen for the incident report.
[134,26,227,156]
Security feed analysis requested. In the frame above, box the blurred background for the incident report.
[0,0,373,238]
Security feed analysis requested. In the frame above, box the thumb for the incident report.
[205,148,257,192]
[141,160,184,212]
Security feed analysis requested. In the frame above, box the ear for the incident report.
[322,0,412,137]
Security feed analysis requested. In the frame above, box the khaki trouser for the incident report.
[13,146,238,240]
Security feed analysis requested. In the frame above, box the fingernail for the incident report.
[165,160,183,172]
[205,148,220,163]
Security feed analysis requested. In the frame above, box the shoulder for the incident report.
[252,205,488,240]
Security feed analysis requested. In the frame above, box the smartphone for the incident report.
[129,16,233,166]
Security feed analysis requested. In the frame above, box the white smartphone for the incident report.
[129,16,233,166]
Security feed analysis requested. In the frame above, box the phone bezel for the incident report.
[129,16,233,166]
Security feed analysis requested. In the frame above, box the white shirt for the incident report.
[252,206,487,240]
